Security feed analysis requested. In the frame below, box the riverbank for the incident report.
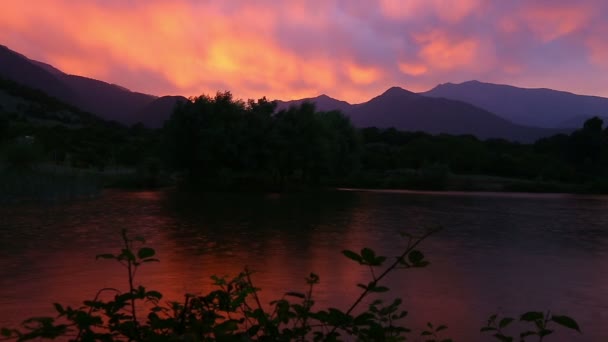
[0,167,100,203]
[341,169,598,194]
[0,163,172,203]
[1,164,604,204]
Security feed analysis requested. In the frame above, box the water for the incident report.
[0,189,607,341]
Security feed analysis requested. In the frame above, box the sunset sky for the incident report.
[2,0,607,103]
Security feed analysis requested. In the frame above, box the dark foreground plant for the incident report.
[0,229,580,341]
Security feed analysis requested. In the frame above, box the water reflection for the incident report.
[0,189,607,341]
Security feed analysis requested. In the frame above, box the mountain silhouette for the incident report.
[349,87,567,142]
[0,45,584,139]
[278,86,568,142]
[56,74,155,124]
[0,44,157,125]
[0,77,101,126]
[0,45,76,101]
[423,80,608,128]
[134,95,188,128]
[276,94,352,113]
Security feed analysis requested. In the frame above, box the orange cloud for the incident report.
[0,1,344,100]
[414,30,482,71]
[346,63,382,85]
[398,62,428,76]
[0,0,607,102]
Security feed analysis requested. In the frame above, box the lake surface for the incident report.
[1,189,607,341]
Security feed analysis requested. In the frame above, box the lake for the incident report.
[0,189,607,341]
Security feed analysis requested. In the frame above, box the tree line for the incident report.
[3,86,608,192]
[163,92,359,190]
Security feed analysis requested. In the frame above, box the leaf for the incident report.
[137,247,155,259]
[369,255,387,266]
[247,325,260,336]
[285,292,306,299]
[1,328,12,337]
[499,317,514,329]
[361,248,375,263]
[119,249,136,261]
[146,291,163,300]
[421,331,432,336]
[408,250,424,264]
[480,327,497,332]
[142,258,160,263]
[369,285,389,293]
[520,311,544,322]
[551,315,581,332]
[53,303,65,314]
[95,253,115,260]
[342,250,362,264]
[436,325,447,331]
[306,273,320,284]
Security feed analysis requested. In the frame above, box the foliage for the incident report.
[4,77,608,193]
[1,139,43,169]
[480,311,580,342]
[0,229,581,341]
[163,93,360,190]
[356,117,608,191]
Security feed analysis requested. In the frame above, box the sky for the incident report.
[1,0,607,103]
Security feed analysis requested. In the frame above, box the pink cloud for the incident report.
[398,62,428,76]
[379,0,484,22]
[519,4,592,42]
[0,0,607,102]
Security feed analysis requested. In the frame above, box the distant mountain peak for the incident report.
[381,86,416,97]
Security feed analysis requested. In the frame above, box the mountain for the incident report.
[0,77,100,127]
[0,45,76,101]
[277,87,568,142]
[347,87,567,142]
[276,94,352,113]
[423,80,608,128]
[0,45,585,138]
[0,44,157,125]
[56,74,155,124]
[134,95,188,128]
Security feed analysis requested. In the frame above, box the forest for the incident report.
[2,84,608,194]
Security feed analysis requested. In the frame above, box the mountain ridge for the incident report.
[0,44,593,139]
[423,80,608,128]
[0,44,158,125]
